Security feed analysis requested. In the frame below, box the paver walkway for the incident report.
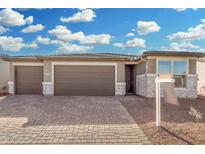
[0,95,150,144]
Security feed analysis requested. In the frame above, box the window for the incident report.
[158,60,187,88]
[173,61,187,88]
[173,61,187,75]
[174,75,186,88]
[158,61,171,74]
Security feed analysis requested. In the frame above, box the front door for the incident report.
[125,65,134,93]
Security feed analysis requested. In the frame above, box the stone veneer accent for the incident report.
[8,81,14,95]
[115,82,126,95]
[136,74,198,98]
[42,82,54,96]
[136,74,149,97]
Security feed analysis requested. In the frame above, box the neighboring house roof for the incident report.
[141,51,205,58]
[1,51,205,62]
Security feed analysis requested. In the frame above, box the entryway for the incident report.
[125,65,135,94]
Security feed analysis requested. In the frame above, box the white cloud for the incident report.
[48,25,111,45]
[125,38,145,48]
[0,26,8,34]
[21,24,44,33]
[24,42,38,48]
[49,25,85,42]
[169,42,200,51]
[195,48,205,53]
[137,21,160,35]
[201,18,205,23]
[36,36,51,45]
[174,8,187,12]
[160,41,200,52]
[173,8,198,12]
[167,19,205,42]
[126,32,135,37]
[0,36,37,52]
[48,25,73,41]
[36,35,62,45]
[60,9,96,23]
[25,16,33,24]
[36,34,93,53]
[0,8,33,27]
[57,43,93,53]
[113,38,145,48]
[113,43,124,48]
[81,34,111,45]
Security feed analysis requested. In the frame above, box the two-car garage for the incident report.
[14,65,115,96]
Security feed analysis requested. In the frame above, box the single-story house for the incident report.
[1,51,205,98]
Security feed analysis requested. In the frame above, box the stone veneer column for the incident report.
[8,63,15,95]
[115,62,126,96]
[115,82,126,95]
[136,74,148,97]
[42,82,54,96]
[8,81,14,95]
[42,61,54,96]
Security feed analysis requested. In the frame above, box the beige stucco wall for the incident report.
[136,61,146,75]
[147,59,156,74]
[116,62,125,82]
[9,62,15,82]
[189,59,196,74]
[197,60,205,95]
[0,58,10,93]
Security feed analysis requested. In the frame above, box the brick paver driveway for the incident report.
[0,95,150,144]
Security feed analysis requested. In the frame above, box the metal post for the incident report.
[156,81,161,127]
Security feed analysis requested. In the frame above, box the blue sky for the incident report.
[0,8,205,56]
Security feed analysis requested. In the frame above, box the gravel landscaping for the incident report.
[120,96,205,144]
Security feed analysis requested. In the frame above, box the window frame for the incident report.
[156,58,189,89]
[158,60,172,74]
[173,60,187,75]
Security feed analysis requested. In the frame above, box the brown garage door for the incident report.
[54,65,115,96]
[15,66,43,94]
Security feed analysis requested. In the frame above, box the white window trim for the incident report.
[51,61,118,85]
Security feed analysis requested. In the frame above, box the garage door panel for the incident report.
[16,76,43,81]
[55,89,114,96]
[56,83,113,89]
[16,67,42,73]
[54,65,115,96]
[15,66,43,95]
[16,83,42,88]
[55,73,114,79]
[55,66,114,73]
[55,77,114,83]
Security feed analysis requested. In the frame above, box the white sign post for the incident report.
[155,76,175,127]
